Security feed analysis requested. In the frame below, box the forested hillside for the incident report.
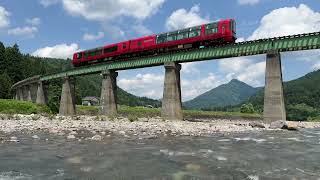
[247,70,320,120]
[0,42,160,112]
[183,79,259,109]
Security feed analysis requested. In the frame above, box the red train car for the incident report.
[73,19,236,66]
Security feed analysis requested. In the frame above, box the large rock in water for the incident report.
[249,122,265,128]
[270,120,287,129]
[286,121,298,131]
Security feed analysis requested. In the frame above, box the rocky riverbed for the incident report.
[0,114,319,141]
[1,114,320,179]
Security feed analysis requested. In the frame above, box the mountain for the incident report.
[183,79,259,110]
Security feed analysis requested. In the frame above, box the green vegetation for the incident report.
[247,70,320,121]
[183,79,259,110]
[240,103,255,114]
[0,99,51,115]
[77,105,262,120]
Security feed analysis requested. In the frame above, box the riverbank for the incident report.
[1,114,320,140]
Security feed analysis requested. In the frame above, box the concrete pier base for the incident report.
[36,81,48,105]
[59,77,76,116]
[161,62,183,120]
[263,51,286,123]
[22,86,29,101]
[17,88,23,101]
[27,86,32,102]
[100,70,118,116]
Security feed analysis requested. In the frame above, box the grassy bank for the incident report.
[0,99,51,115]
[77,105,262,120]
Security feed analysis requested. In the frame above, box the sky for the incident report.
[0,0,320,101]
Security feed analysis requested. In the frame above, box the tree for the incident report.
[0,42,5,73]
[0,72,13,99]
[240,103,255,114]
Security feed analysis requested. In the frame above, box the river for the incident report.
[0,128,320,180]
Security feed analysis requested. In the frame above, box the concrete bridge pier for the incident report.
[26,85,33,102]
[59,77,76,116]
[263,51,286,123]
[17,88,23,101]
[36,81,48,105]
[100,70,118,116]
[161,62,183,120]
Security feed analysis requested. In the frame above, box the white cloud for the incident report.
[39,0,60,7]
[181,62,202,74]
[236,37,245,43]
[235,61,265,86]
[166,4,209,30]
[0,6,10,28]
[249,4,320,40]
[8,26,38,38]
[83,31,104,41]
[32,43,80,59]
[218,56,265,87]
[237,0,260,5]
[312,62,320,70]
[26,17,41,26]
[60,0,165,22]
[118,73,164,99]
[132,24,152,36]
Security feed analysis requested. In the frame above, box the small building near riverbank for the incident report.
[82,96,100,106]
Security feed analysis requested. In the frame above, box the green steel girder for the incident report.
[40,32,320,81]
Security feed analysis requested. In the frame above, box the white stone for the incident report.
[67,134,76,139]
[91,135,102,141]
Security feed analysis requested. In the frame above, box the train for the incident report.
[72,19,236,66]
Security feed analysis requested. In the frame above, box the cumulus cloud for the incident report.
[8,26,38,38]
[218,56,266,87]
[312,62,320,70]
[32,43,80,59]
[0,6,10,28]
[83,31,104,41]
[118,73,164,99]
[166,4,210,30]
[237,0,260,5]
[60,0,165,21]
[132,24,153,36]
[249,4,320,40]
[26,17,41,26]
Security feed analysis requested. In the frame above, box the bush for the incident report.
[128,114,139,122]
[240,103,255,114]
[287,103,319,121]
[0,99,51,115]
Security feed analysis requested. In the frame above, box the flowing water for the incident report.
[0,128,320,180]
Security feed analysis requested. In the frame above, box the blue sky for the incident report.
[0,0,320,101]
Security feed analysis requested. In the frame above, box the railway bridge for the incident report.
[11,32,320,122]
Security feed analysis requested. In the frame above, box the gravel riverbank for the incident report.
[0,114,319,140]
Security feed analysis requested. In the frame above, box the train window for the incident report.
[231,20,236,33]
[177,30,189,40]
[189,30,200,38]
[138,41,142,47]
[76,53,82,59]
[104,46,118,53]
[206,23,218,35]
[123,43,126,49]
[84,52,89,57]
[157,35,167,44]
[167,34,177,42]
